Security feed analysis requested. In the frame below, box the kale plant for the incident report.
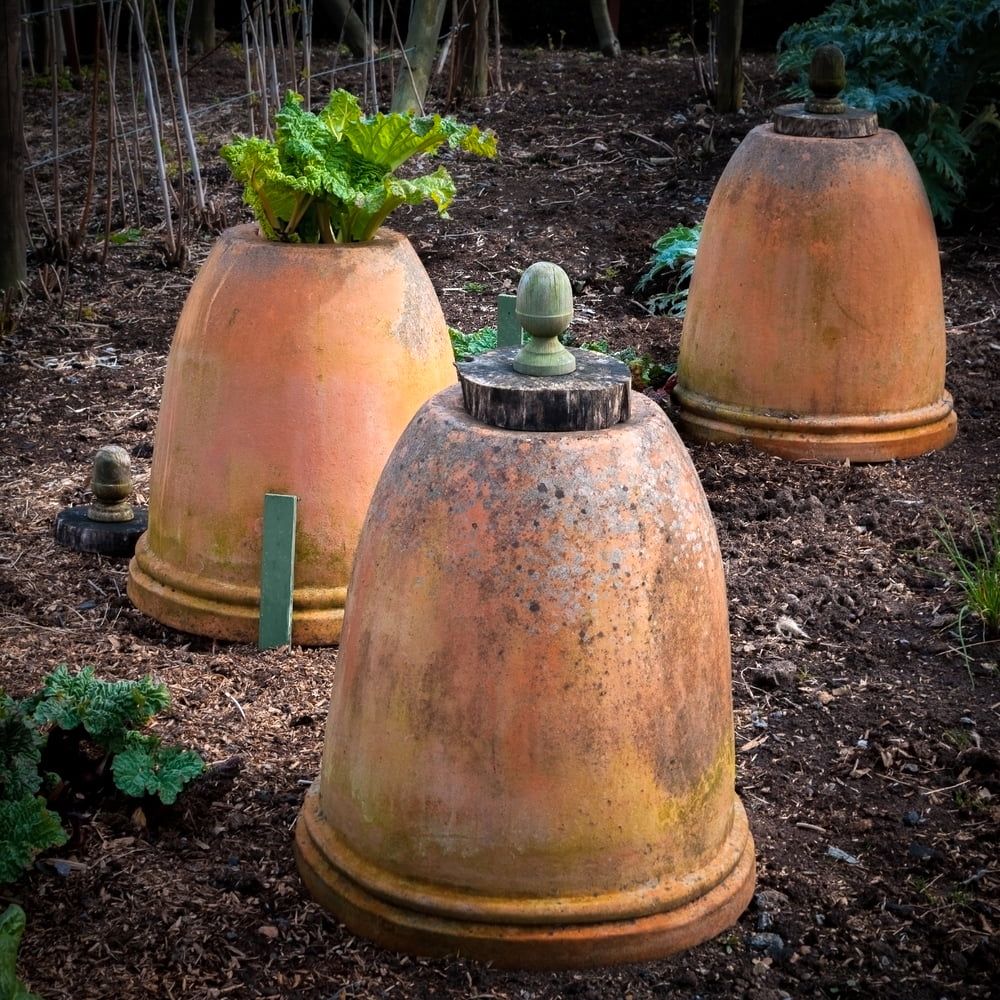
[0,668,204,884]
[222,89,497,243]
[779,0,1000,224]
[635,224,702,317]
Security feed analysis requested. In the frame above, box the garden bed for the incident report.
[1,45,998,1000]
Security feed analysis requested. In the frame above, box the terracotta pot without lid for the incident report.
[128,224,456,645]
[295,384,755,968]
[675,123,956,461]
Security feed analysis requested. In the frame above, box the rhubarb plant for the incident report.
[222,90,498,243]
[1,669,204,884]
[0,905,40,1000]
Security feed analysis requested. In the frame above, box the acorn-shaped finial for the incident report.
[512,261,576,376]
[806,44,848,115]
[89,445,135,522]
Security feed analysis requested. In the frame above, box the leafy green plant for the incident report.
[778,0,1000,224]
[576,341,676,392]
[935,508,1000,673]
[0,905,40,1000]
[108,227,144,246]
[0,794,67,885]
[449,325,498,360]
[0,695,43,800]
[221,90,497,243]
[0,668,204,884]
[29,665,171,753]
[635,224,702,316]
[448,323,676,393]
[111,733,205,805]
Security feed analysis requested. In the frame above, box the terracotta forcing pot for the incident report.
[128,224,456,645]
[295,358,755,968]
[674,70,956,462]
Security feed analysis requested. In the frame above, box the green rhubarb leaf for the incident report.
[387,167,457,212]
[440,118,498,158]
[0,695,42,800]
[345,111,497,172]
[111,733,205,806]
[276,92,359,202]
[0,905,41,1000]
[317,88,363,140]
[31,666,171,753]
[222,89,497,242]
[221,136,303,240]
[0,795,67,884]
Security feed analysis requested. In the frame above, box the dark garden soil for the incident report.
[2,45,999,1000]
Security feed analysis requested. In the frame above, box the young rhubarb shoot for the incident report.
[222,90,497,243]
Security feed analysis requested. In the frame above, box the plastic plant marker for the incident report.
[496,294,521,347]
[259,493,297,650]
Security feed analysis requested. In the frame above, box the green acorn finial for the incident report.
[512,262,576,377]
[806,44,848,115]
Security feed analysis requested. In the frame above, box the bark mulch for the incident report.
[1,45,998,1000]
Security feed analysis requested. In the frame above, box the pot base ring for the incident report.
[127,536,346,645]
[674,387,957,462]
[294,788,756,970]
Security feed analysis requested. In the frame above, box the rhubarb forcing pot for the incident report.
[295,346,755,968]
[674,48,956,462]
[128,224,456,644]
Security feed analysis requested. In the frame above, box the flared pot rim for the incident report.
[219,221,408,251]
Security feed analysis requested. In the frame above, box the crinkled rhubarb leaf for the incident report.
[31,666,170,753]
[221,89,497,243]
[111,733,205,806]
[0,795,67,885]
[0,696,42,800]
[0,904,42,1000]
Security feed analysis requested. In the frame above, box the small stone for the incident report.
[756,911,774,932]
[901,810,924,827]
[257,924,279,940]
[908,840,941,862]
[753,889,790,912]
[826,845,860,865]
[748,932,786,959]
[816,690,835,706]
[747,660,797,689]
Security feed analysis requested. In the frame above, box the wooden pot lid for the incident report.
[457,347,631,432]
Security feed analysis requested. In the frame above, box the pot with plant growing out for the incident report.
[128,91,497,646]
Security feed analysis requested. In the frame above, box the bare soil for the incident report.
[2,46,999,1000]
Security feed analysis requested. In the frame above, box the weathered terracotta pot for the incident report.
[295,381,755,968]
[128,224,456,645]
[674,119,957,461]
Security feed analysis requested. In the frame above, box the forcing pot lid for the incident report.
[456,262,632,432]
[773,44,878,139]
